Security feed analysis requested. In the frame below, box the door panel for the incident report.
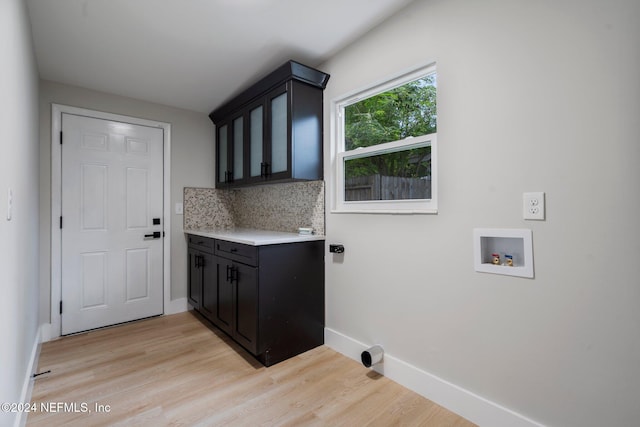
[126,168,149,229]
[232,116,244,181]
[80,164,107,230]
[126,248,149,301]
[80,251,107,308]
[234,263,258,354]
[188,250,201,309]
[249,104,264,179]
[61,113,164,335]
[200,252,216,321]
[270,91,288,174]
[217,124,228,184]
[216,259,233,335]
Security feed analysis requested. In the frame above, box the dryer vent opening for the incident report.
[361,345,384,368]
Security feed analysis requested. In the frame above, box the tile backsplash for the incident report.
[183,187,234,230]
[184,181,325,235]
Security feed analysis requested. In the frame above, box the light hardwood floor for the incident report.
[28,312,476,426]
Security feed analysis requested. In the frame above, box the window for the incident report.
[334,64,437,213]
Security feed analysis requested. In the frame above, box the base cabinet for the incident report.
[187,234,324,366]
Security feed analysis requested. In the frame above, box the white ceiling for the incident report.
[26,0,414,114]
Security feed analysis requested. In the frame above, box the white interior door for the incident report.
[61,113,164,335]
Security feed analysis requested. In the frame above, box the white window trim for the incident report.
[332,63,438,214]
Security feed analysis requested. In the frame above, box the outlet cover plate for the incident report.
[523,192,545,220]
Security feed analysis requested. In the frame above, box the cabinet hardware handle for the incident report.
[226,265,231,282]
[230,266,238,283]
[230,248,238,253]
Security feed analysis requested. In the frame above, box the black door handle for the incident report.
[144,231,161,239]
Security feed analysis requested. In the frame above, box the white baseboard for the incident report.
[39,323,52,343]
[324,328,544,427]
[15,325,44,427]
[165,297,188,315]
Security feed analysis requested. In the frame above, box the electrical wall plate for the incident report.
[523,192,545,220]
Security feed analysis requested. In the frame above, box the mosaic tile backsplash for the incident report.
[184,181,325,235]
[183,187,234,230]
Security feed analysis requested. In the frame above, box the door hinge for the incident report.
[59,300,63,314]
[60,131,63,144]
[60,216,63,229]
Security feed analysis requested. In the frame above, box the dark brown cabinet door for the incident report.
[233,262,258,354]
[216,121,230,187]
[199,252,217,321]
[215,258,258,354]
[245,98,266,185]
[263,84,290,182]
[215,258,234,335]
[187,249,201,310]
[216,113,247,188]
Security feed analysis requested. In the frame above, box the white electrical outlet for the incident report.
[523,192,545,220]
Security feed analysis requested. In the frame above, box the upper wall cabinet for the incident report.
[210,61,330,188]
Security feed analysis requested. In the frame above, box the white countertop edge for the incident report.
[185,228,326,246]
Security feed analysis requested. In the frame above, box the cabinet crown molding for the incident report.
[209,60,330,124]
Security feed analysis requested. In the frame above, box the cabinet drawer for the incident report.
[215,239,257,266]
[187,235,215,253]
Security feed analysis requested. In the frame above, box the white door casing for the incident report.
[51,105,172,338]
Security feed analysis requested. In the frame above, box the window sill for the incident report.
[330,209,438,215]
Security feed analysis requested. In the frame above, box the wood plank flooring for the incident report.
[28,312,476,426]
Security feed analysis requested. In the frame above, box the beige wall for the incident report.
[38,80,215,324]
[321,0,640,426]
[0,0,40,424]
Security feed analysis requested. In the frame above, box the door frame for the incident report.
[50,104,172,339]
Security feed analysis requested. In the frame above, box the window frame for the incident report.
[332,63,438,214]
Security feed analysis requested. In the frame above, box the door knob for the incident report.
[144,231,161,239]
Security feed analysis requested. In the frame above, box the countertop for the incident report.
[185,228,325,246]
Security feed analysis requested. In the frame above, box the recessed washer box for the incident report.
[473,228,534,278]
